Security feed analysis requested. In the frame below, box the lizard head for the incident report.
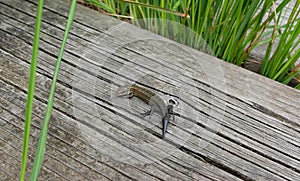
[116,83,132,97]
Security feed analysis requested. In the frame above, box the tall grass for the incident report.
[260,1,300,85]
[20,0,44,180]
[84,0,300,88]
[21,0,77,180]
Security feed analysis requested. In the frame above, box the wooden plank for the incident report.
[0,45,240,178]
[0,0,300,180]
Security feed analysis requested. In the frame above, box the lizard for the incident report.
[116,83,180,138]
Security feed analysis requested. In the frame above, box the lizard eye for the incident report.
[128,91,134,98]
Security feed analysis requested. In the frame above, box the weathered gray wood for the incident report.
[0,0,300,180]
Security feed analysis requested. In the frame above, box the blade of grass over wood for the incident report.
[30,0,77,180]
[20,0,44,180]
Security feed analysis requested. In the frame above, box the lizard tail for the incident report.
[162,117,169,139]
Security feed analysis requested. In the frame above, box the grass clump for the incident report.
[82,0,300,88]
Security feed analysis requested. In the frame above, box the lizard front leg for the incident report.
[140,106,155,117]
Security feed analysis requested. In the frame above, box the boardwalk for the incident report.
[0,0,300,180]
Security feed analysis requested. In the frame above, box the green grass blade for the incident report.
[30,0,77,180]
[20,0,44,180]
[274,48,300,81]
[281,70,300,85]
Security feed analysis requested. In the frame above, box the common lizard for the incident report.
[116,83,180,138]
